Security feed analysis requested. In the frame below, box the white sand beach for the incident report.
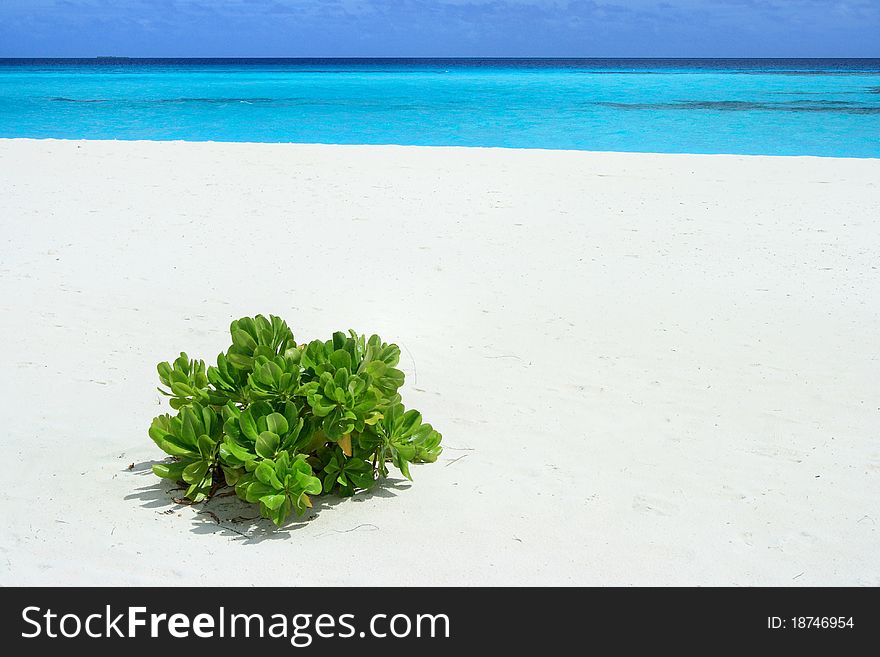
[0,138,877,586]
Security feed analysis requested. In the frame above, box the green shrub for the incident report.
[148,315,442,526]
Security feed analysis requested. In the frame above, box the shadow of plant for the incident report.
[124,459,412,543]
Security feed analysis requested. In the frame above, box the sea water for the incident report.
[0,58,877,157]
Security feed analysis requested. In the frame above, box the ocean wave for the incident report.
[50,96,290,105]
[734,70,880,76]
[44,96,431,110]
[594,100,880,114]
[157,97,278,104]
[50,97,109,103]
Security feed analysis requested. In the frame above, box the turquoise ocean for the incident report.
[0,58,878,157]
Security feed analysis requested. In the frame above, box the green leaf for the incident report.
[394,443,417,461]
[221,465,243,487]
[182,460,210,485]
[274,451,291,478]
[242,481,275,504]
[152,461,187,480]
[200,405,214,434]
[260,494,286,511]
[397,458,412,481]
[180,409,198,445]
[295,471,323,496]
[239,408,260,442]
[312,401,336,418]
[266,412,289,436]
[149,415,198,457]
[380,343,401,366]
[227,353,254,371]
[383,403,403,432]
[255,461,284,489]
[232,328,257,352]
[220,437,255,463]
[412,425,443,462]
[292,493,312,516]
[280,419,304,451]
[170,382,193,397]
[398,409,422,437]
[347,466,375,490]
[270,501,290,526]
[197,434,215,459]
[282,400,300,424]
[329,349,352,372]
[255,431,280,459]
[186,482,210,503]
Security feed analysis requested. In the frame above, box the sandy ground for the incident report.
[0,138,878,586]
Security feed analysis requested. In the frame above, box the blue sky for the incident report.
[1,0,878,58]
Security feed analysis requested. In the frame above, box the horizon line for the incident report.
[2,56,880,60]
